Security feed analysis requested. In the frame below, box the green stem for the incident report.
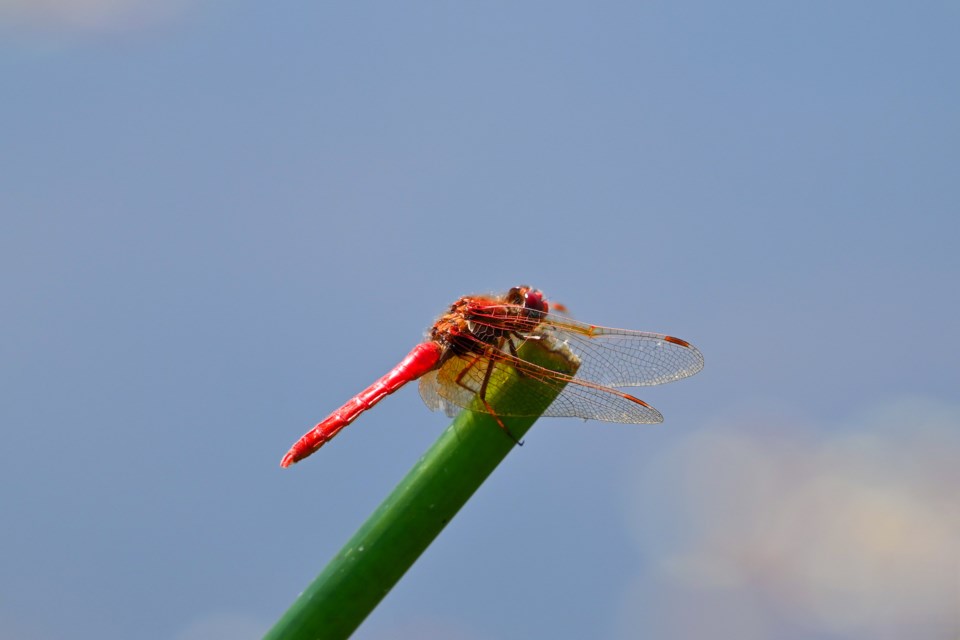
[265,340,578,640]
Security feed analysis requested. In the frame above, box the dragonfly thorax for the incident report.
[429,292,542,358]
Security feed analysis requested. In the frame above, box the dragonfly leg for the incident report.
[505,334,535,379]
[453,349,523,447]
[476,352,523,447]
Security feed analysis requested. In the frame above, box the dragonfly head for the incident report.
[508,285,549,319]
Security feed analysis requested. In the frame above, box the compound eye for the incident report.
[523,289,548,314]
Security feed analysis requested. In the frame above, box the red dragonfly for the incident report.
[281,286,703,467]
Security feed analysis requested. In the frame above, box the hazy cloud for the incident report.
[620,397,960,639]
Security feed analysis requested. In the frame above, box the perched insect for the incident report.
[281,286,703,467]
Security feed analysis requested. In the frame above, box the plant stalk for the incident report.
[265,339,578,639]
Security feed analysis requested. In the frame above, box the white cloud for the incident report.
[619,397,960,639]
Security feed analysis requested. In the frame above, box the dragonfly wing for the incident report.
[491,352,664,423]
[418,369,462,418]
[421,350,568,418]
[539,313,704,387]
[454,305,703,388]
[421,348,664,424]
[540,378,663,423]
[420,356,510,418]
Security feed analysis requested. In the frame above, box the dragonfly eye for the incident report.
[523,289,548,316]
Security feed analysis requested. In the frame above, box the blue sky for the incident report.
[2,2,958,639]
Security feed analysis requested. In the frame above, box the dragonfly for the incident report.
[281,286,703,467]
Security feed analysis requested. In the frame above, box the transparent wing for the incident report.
[418,344,664,424]
[539,313,704,387]
[464,305,704,388]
